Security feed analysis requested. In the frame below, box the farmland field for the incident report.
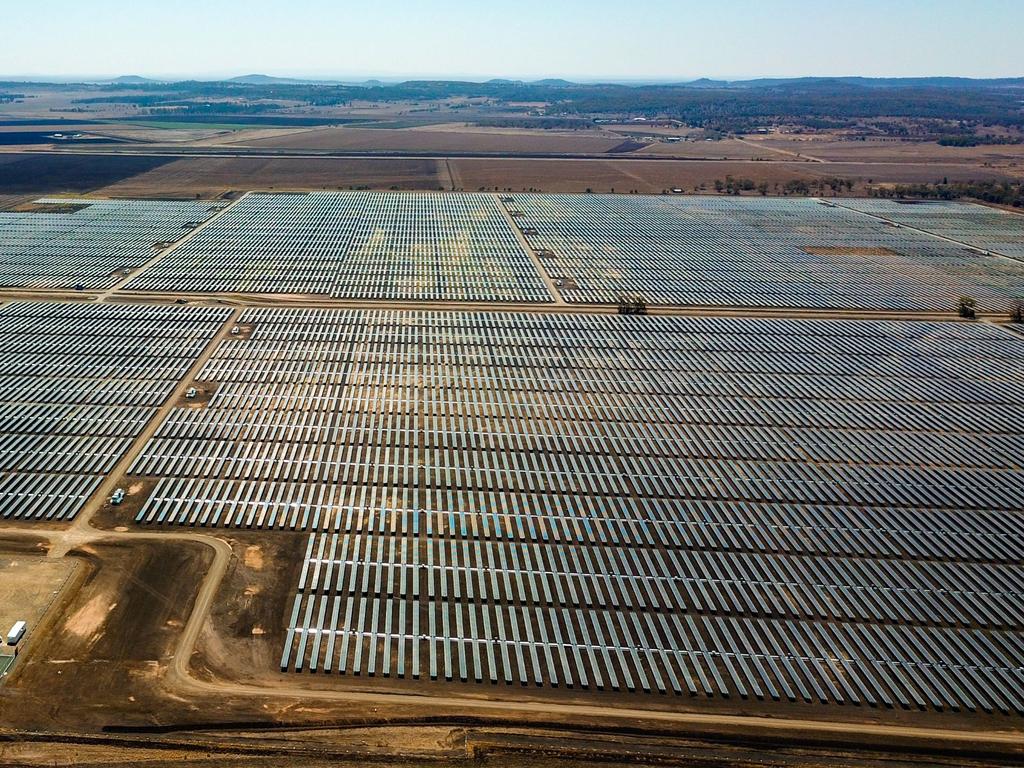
[235,126,624,154]
[95,156,443,197]
[0,154,176,195]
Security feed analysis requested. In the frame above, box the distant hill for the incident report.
[530,78,576,87]
[228,73,329,85]
[681,78,731,88]
[108,75,161,85]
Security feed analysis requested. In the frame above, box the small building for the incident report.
[110,488,125,505]
[185,387,198,399]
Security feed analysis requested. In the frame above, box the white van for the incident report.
[7,621,26,646]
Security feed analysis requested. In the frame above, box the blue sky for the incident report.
[2,0,1022,81]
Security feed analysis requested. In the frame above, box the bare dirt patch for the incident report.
[192,533,305,686]
[449,158,1017,194]
[63,593,115,641]
[0,551,75,653]
[9,201,91,213]
[243,545,264,570]
[92,477,160,529]
[751,135,1024,167]
[450,159,823,193]
[637,138,774,160]
[178,379,219,408]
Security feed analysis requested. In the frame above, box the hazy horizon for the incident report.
[4,72,1024,85]
[3,0,1022,82]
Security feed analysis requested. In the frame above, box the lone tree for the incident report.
[1011,298,1024,323]
[958,296,977,319]
[617,295,648,315]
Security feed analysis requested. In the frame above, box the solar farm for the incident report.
[1,190,1023,748]
[834,198,1024,261]
[118,308,1024,713]
[125,192,554,302]
[0,198,226,290]
[505,194,1024,310]
[0,302,230,520]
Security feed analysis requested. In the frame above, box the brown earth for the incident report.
[95,156,443,197]
[449,158,820,192]
[0,154,176,195]
[233,126,622,154]
[2,725,996,767]
[0,554,76,650]
[636,139,779,160]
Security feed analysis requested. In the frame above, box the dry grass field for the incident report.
[86,155,1022,197]
[233,125,624,154]
[636,139,779,160]
[748,136,1024,168]
[447,158,1015,193]
[0,542,75,653]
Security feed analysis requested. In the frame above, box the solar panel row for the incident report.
[834,199,1024,261]
[122,308,1024,710]
[504,195,1024,310]
[0,301,231,520]
[0,198,226,290]
[125,192,553,302]
[281,560,1024,713]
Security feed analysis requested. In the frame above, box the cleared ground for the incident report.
[0,545,75,658]
[636,138,783,160]
[0,538,216,729]
[0,153,176,195]
[448,158,1016,194]
[749,136,1024,167]
[0,151,1011,199]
